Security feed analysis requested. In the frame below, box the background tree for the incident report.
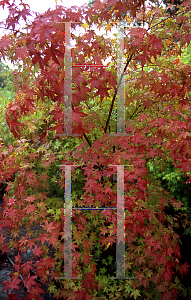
[0,62,16,147]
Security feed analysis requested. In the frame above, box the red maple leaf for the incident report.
[0,35,13,54]
[42,257,56,270]
[41,220,56,233]
[2,277,21,294]
[32,245,45,257]
[0,0,10,10]
[22,261,34,274]
[184,33,191,46]
[27,239,35,250]
[15,46,29,60]
[7,195,16,206]
[24,275,37,291]
[179,262,190,278]
[23,204,36,215]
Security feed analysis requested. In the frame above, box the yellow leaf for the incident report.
[82,23,88,30]
[146,10,153,18]
[124,17,132,25]
[105,24,112,33]
[166,39,172,46]
[103,242,110,251]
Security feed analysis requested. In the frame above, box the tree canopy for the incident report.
[0,0,191,299]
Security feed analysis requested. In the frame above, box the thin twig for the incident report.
[129,104,142,119]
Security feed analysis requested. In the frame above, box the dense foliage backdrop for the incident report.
[0,0,191,299]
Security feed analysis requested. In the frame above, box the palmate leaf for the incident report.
[2,277,21,294]
[130,289,141,300]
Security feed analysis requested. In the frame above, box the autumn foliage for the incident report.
[0,0,191,299]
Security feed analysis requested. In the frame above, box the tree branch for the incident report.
[104,53,134,134]
[148,7,188,31]
[83,131,92,147]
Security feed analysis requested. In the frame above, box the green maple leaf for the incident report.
[124,284,133,293]
[100,267,107,275]
[54,140,61,150]
[50,175,57,183]
[130,289,141,299]
[47,283,57,293]
[107,255,113,265]
[94,247,101,259]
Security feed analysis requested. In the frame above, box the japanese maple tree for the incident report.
[0,0,191,299]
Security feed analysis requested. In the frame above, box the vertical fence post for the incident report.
[108,165,134,279]
[55,165,134,280]
[56,165,80,279]
[64,22,72,136]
